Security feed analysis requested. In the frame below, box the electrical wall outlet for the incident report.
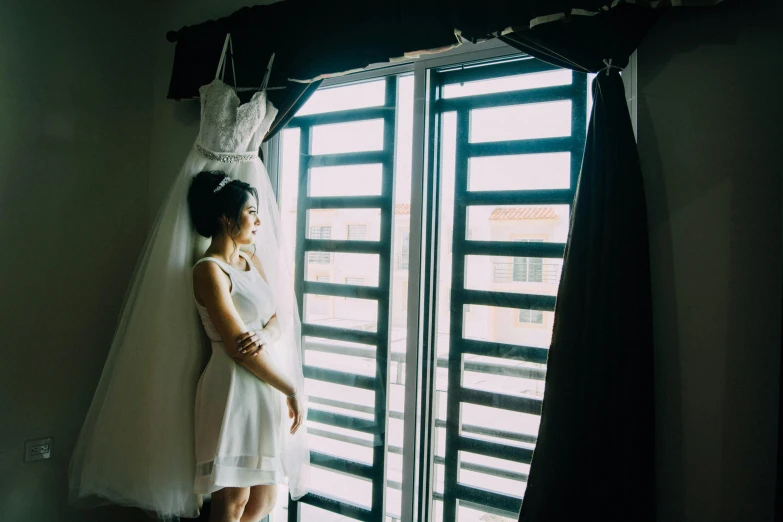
[25,438,53,463]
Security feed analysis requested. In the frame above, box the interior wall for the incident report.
[638,2,783,521]
[0,1,156,521]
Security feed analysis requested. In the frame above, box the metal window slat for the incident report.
[303,281,383,300]
[310,451,375,480]
[289,106,391,127]
[307,150,387,168]
[467,136,573,158]
[432,492,521,521]
[458,435,534,464]
[297,492,373,522]
[453,484,522,516]
[458,288,557,312]
[304,238,383,255]
[307,408,380,434]
[459,387,543,416]
[303,365,376,390]
[462,358,546,381]
[305,340,377,359]
[437,83,574,112]
[459,338,549,365]
[438,419,538,446]
[306,195,386,210]
[460,238,567,258]
[461,188,574,207]
[301,323,378,345]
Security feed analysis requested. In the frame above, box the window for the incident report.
[348,224,367,240]
[518,308,544,325]
[308,226,331,264]
[512,239,544,283]
[400,231,410,270]
[276,52,588,522]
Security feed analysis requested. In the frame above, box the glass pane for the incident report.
[457,502,518,522]
[312,119,384,154]
[309,468,372,509]
[461,353,546,399]
[443,68,571,99]
[468,152,571,191]
[304,294,378,331]
[461,403,541,449]
[465,255,563,296]
[304,336,377,378]
[308,421,374,465]
[310,164,383,197]
[301,499,368,521]
[305,253,379,286]
[306,380,375,416]
[470,100,572,143]
[307,209,381,241]
[297,79,386,116]
[463,305,553,349]
[465,204,570,243]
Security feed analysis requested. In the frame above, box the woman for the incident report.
[188,171,302,522]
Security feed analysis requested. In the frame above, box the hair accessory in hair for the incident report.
[213,175,232,193]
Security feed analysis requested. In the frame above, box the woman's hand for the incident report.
[236,331,265,356]
[286,394,304,434]
[235,317,280,356]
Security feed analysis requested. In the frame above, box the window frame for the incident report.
[266,38,605,522]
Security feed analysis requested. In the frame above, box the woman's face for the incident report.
[229,196,261,245]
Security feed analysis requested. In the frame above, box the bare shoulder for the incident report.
[192,259,231,294]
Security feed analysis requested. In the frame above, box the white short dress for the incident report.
[192,251,285,494]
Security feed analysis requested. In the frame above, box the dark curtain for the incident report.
[500,11,658,522]
[165,0,715,141]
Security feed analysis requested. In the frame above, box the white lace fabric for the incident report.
[198,79,279,154]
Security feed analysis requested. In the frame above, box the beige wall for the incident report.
[638,2,782,521]
[0,1,156,521]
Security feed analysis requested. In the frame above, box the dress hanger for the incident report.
[208,35,285,95]
[215,33,237,87]
[260,53,275,92]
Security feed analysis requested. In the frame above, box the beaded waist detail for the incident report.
[196,143,257,163]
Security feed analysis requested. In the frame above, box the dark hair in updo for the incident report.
[187,171,258,239]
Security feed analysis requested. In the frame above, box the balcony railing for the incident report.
[492,261,562,285]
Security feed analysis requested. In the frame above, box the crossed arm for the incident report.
[192,261,303,433]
